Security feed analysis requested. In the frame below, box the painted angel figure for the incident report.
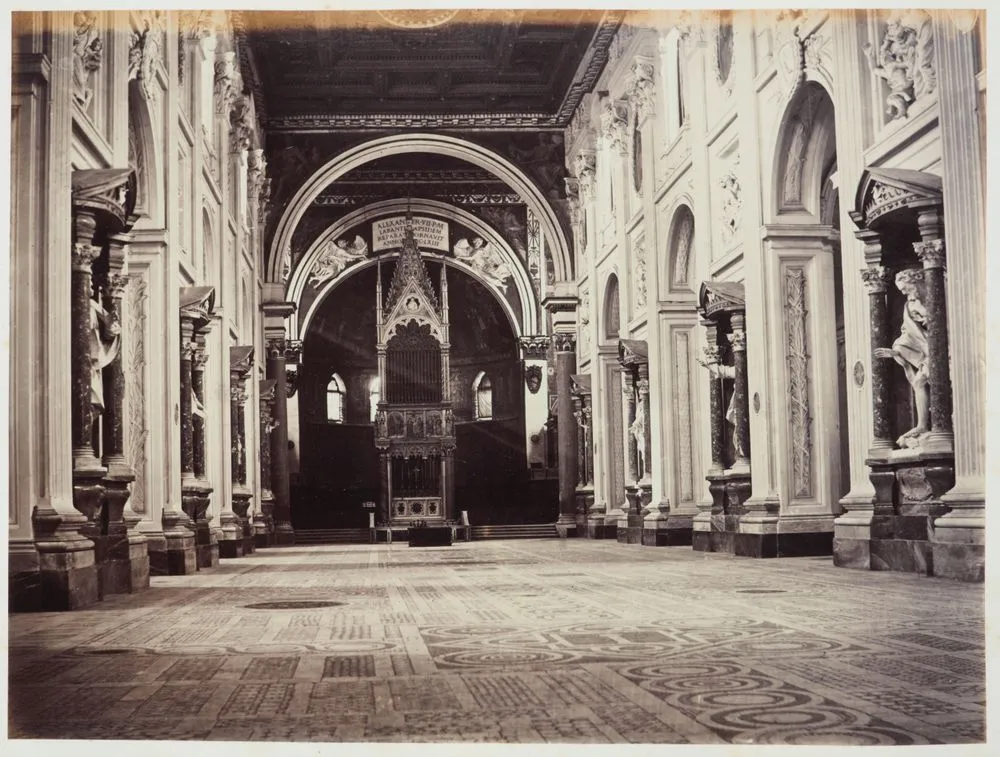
[874,268,930,448]
[309,235,369,288]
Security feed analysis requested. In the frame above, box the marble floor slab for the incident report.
[7,540,986,744]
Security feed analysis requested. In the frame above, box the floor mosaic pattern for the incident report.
[7,540,986,744]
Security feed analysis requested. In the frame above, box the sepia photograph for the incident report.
[4,3,991,752]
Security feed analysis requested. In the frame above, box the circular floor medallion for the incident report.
[244,600,345,610]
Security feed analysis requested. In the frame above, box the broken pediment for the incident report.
[698,281,746,319]
[618,339,649,367]
[72,168,137,233]
[179,286,216,328]
[851,168,943,230]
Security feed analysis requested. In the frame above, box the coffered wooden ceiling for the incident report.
[242,9,623,130]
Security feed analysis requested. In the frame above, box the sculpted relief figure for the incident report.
[874,268,930,449]
[453,237,513,290]
[309,235,369,288]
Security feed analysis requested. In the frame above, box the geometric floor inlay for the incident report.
[7,539,987,744]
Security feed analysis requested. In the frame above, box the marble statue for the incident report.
[697,354,744,459]
[89,297,120,415]
[874,268,930,449]
[630,395,647,478]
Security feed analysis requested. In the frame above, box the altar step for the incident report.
[295,528,371,545]
[471,523,560,541]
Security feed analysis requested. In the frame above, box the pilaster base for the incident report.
[642,514,694,546]
[196,534,220,569]
[9,541,41,612]
[149,530,197,575]
[37,542,100,611]
[97,534,150,594]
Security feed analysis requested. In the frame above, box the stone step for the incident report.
[471,524,559,540]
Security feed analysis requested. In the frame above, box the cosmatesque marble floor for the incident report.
[7,539,987,744]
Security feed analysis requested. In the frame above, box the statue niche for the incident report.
[846,167,954,574]
[694,281,752,555]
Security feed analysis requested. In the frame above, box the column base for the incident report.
[273,522,296,546]
[196,535,220,569]
[555,513,578,538]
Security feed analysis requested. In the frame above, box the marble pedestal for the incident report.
[834,450,954,576]
[692,471,751,554]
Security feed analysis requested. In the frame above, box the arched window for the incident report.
[368,375,381,423]
[326,373,346,423]
[473,371,493,421]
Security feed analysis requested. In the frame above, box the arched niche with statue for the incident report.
[849,168,954,571]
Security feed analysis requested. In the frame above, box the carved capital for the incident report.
[106,273,129,298]
[728,330,747,351]
[519,335,551,359]
[914,239,945,270]
[573,151,597,200]
[181,342,196,361]
[266,336,287,360]
[181,10,215,40]
[703,345,720,364]
[552,333,577,354]
[636,377,650,396]
[284,339,303,365]
[72,243,101,272]
[860,265,890,294]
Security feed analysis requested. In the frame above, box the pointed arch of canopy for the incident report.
[267,133,573,285]
[289,198,539,341]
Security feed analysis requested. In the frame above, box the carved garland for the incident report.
[125,275,149,514]
[784,268,812,498]
[632,237,648,313]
